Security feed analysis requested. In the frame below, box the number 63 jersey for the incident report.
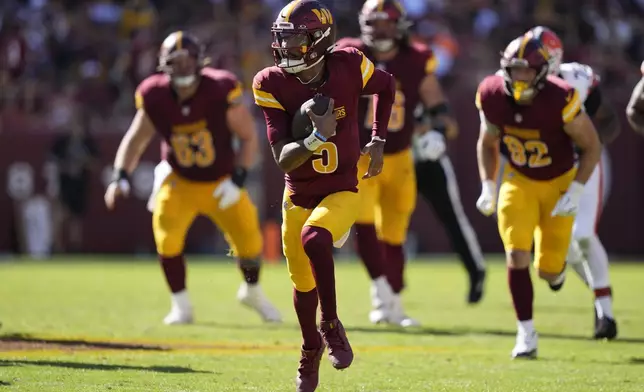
[135,68,242,182]
[476,74,581,180]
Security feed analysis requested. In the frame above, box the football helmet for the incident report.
[529,26,563,74]
[158,31,207,88]
[359,0,411,52]
[500,35,551,102]
[271,0,337,74]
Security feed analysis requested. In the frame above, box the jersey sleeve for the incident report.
[134,77,156,111]
[220,73,244,106]
[562,87,582,124]
[252,71,290,146]
[475,77,502,134]
[421,49,438,75]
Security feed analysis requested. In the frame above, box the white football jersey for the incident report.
[557,62,598,106]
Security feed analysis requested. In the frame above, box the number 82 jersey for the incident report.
[476,74,582,180]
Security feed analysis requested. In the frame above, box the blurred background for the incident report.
[1,0,644,259]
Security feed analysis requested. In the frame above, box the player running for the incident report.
[335,0,485,327]
[253,1,395,390]
[476,34,601,358]
[104,31,282,326]
[626,61,644,134]
[530,26,620,340]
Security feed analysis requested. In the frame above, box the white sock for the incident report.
[595,296,614,319]
[517,319,534,334]
[587,235,611,289]
[171,290,191,310]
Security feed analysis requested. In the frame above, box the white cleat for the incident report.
[237,282,282,323]
[163,307,194,325]
[369,276,394,324]
[511,329,538,359]
[388,294,420,328]
[163,290,194,325]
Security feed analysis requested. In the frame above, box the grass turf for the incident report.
[0,257,643,391]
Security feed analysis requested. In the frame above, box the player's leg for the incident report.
[281,192,324,390]
[354,154,392,321]
[205,188,281,323]
[571,163,616,338]
[497,169,540,358]
[417,156,487,303]
[152,174,199,325]
[305,191,361,370]
[377,149,418,326]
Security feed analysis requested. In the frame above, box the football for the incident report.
[291,94,331,140]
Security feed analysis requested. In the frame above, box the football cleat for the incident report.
[512,329,538,359]
[388,294,420,327]
[163,307,194,325]
[369,276,394,324]
[237,282,283,323]
[594,317,618,340]
[320,319,353,370]
[295,335,324,392]
[548,264,567,292]
[468,269,487,304]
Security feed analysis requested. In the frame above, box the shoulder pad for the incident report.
[134,74,167,110]
[252,67,286,111]
[334,37,365,51]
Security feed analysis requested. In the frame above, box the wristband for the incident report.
[303,131,325,151]
[111,168,130,184]
[313,129,327,142]
[231,167,248,188]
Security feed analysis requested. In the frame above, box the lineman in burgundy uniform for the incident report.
[336,0,486,327]
[104,31,281,326]
[253,1,395,391]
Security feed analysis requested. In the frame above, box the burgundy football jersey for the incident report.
[476,74,580,180]
[253,47,395,208]
[335,37,437,154]
[135,68,243,182]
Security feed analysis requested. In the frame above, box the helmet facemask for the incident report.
[271,26,332,74]
[158,49,204,88]
[501,58,548,103]
[360,12,409,52]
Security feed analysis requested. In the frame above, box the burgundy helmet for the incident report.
[271,0,337,75]
[359,0,411,52]
[158,31,207,87]
[500,34,551,102]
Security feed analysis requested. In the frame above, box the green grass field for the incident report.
[1,257,643,392]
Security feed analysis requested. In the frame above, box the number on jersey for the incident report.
[312,142,338,174]
[170,130,216,168]
[503,135,552,168]
[364,89,405,132]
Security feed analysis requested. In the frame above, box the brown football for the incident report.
[291,94,331,140]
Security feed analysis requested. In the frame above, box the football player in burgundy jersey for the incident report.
[104,31,281,326]
[336,0,485,325]
[253,1,395,390]
[476,35,601,358]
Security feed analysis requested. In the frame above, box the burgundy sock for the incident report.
[594,287,612,299]
[384,243,405,294]
[159,255,186,293]
[508,267,534,321]
[238,258,260,284]
[301,225,337,322]
[294,288,321,350]
[354,224,386,280]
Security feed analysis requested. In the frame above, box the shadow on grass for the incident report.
[0,359,213,374]
[346,326,644,344]
[0,333,168,351]
[0,381,11,386]
[629,357,644,365]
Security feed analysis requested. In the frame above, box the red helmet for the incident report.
[529,26,563,74]
[359,0,411,52]
[271,0,337,75]
[158,31,207,88]
[500,34,551,102]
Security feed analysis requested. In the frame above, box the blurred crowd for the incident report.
[1,0,644,136]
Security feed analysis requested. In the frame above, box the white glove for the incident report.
[416,130,446,161]
[213,178,241,210]
[476,180,497,216]
[551,181,584,217]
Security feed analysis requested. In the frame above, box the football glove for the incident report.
[416,130,446,161]
[551,181,584,217]
[213,178,241,210]
[476,180,497,216]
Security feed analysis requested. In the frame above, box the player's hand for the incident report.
[104,179,131,210]
[361,136,385,179]
[551,181,584,217]
[306,98,337,140]
[416,130,446,161]
[476,180,497,216]
[213,178,241,210]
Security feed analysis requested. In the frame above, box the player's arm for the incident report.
[626,76,644,135]
[225,81,257,185]
[360,55,395,141]
[585,86,620,144]
[112,106,155,179]
[563,91,601,184]
[416,55,458,139]
[476,111,500,182]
